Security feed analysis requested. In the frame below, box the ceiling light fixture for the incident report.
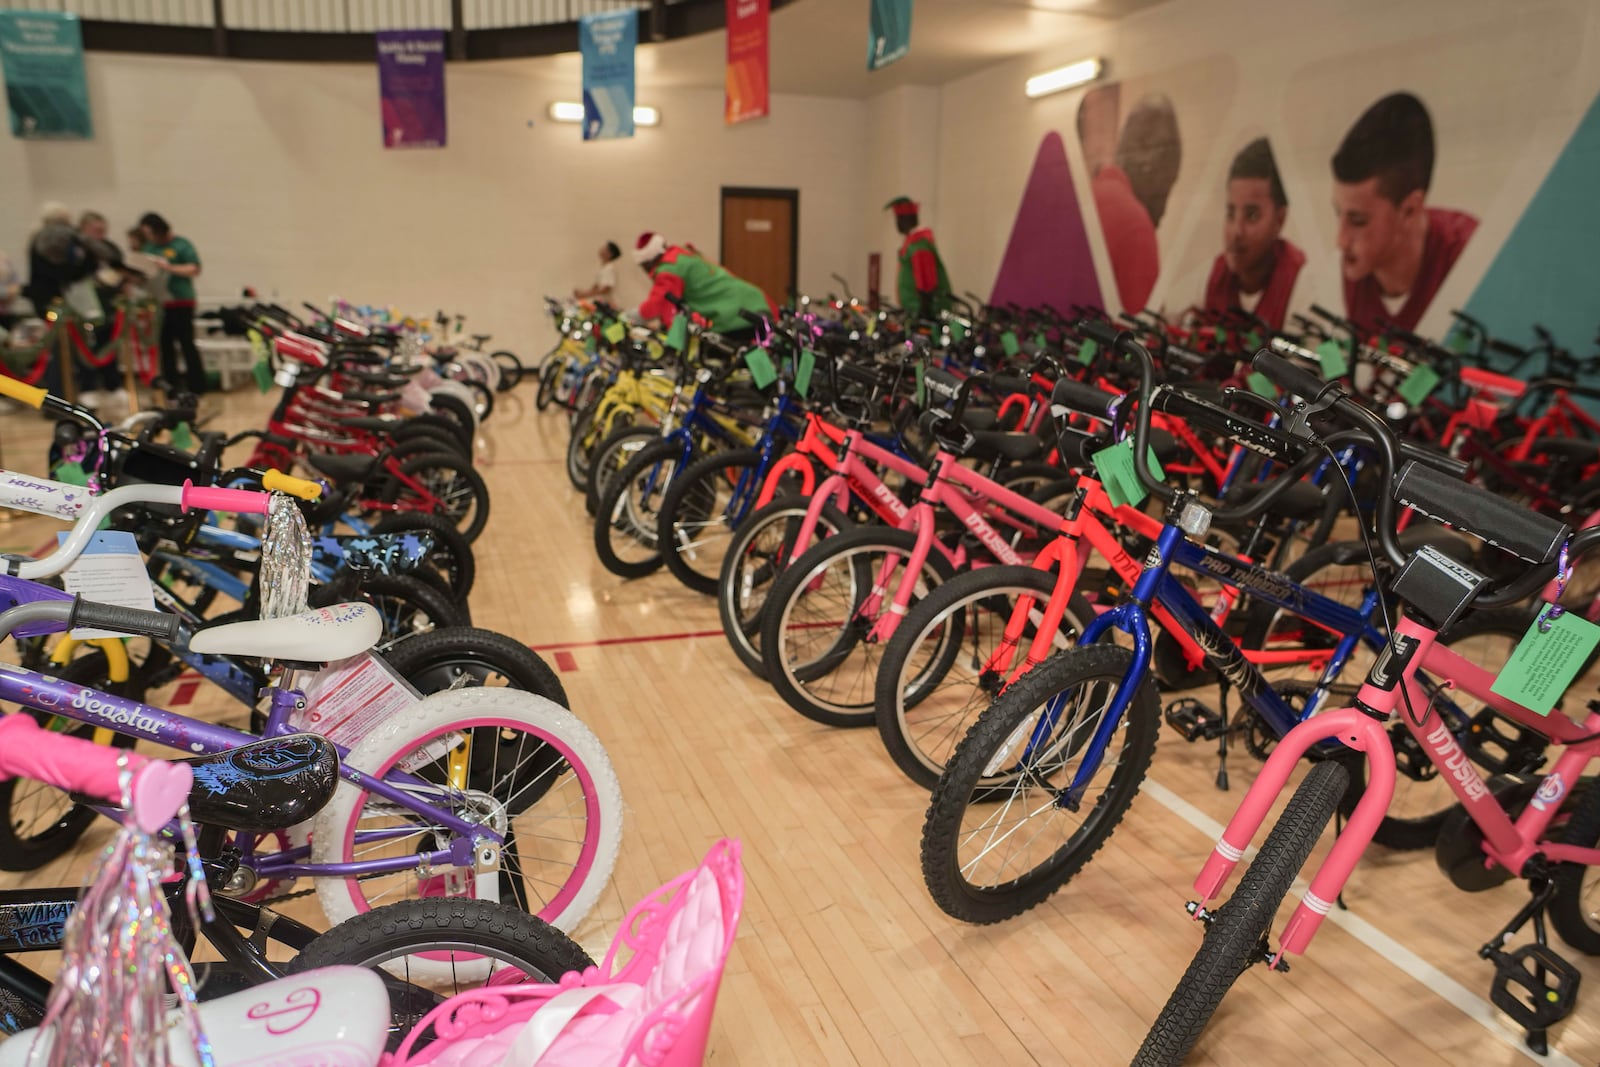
[1024,58,1103,99]
[547,101,660,126]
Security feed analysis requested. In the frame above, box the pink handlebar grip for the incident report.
[181,480,272,515]
[0,715,191,832]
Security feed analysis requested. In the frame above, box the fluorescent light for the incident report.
[547,101,661,127]
[1025,58,1103,99]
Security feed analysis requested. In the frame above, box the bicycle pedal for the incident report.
[1488,943,1581,1031]
[1164,698,1226,743]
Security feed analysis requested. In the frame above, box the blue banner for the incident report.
[0,11,91,139]
[868,0,912,71]
[580,10,636,141]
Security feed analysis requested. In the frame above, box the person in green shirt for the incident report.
[886,196,952,320]
[633,232,775,340]
[139,212,208,396]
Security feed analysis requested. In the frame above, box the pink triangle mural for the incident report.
[990,131,1102,313]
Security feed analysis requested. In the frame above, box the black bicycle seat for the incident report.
[472,334,492,346]
[968,431,1045,464]
[305,451,382,484]
[959,408,1001,433]
[179,734,340,832]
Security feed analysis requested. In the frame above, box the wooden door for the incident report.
[720,189,798,306]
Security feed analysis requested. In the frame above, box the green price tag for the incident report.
[1210,327,1228,344]
[1034,331,1048,350]
[1077,339,1099,366]
[948,319,967,343]
[171,421,195,451]
[1445,327,1472,355]
[666,315,689,351]
[915,363,926,406]
[252,359,273,394]
[1001,331,1020,357]
[1247,371,1278,398]
[1397,364,1440,406]
[246,328,268,361]
[796,349,816,399]
[1244,331,1263,351]
[54,461,88,487]
[1316,339,1349,379]
[1491,608,1600,715]
[1089,440,1165,508]
[603,321,626,344]
[744,347,778,389]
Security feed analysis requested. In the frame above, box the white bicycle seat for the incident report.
[0,965,386,1067]
[187,602,383,663]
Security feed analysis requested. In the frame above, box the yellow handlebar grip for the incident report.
[0,376,48,409]
[262,469,324,501]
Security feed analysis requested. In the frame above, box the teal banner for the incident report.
[580,10,636,141]
[867,0,911,71]
[0,11,91,139]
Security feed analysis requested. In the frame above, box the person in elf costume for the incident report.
[886,196,952,320]
[633,232,774,341]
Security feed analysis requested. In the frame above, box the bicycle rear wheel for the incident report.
[593,438,684,578]
[1133,760,1348,1065]
[659,447,763,596]
[919,644,1158,923]
[379,452,491,544]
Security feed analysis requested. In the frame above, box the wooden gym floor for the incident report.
[1,386,1598,1066]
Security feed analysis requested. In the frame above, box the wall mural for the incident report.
[995,9,1599,351]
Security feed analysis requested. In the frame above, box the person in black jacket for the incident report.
[23,202,95,314]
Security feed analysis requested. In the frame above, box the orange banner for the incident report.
[725,0,769,125]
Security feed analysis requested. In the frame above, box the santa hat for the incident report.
[634,232,667,264]
[884,196,919,217]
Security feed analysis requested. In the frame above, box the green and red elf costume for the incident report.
[634,232,775,335]
[887,196,952,320]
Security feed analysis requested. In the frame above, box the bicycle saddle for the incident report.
[187,602,383,663]
[305,451,383,484]
[178,733,340,832]
[472,333,492,346]
[968,431,1045,464]
[0,966,387,1067]
[958,408,1001,433]
[338,414,410,432]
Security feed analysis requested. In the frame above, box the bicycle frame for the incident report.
[1195,610,1600,960]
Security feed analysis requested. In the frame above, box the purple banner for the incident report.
[376,29,446,149]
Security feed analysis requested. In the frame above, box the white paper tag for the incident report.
[58,531,160,639]
[296,652,423,749]
[398,731,464,773]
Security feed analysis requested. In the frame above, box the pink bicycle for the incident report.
[1136,350,1600,1062]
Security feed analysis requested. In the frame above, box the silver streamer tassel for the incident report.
[259,492,311,620]
[30,757,215,1067]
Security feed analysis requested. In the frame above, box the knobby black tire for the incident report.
[380,451,491,544]
[379,626,569,709]
[288,897,594,1049]
[716,495,853,679]
[760,526,958,728]
[428,392,477,443]
[396,413,473,455]
[0,652,140,871]
[592,438,684,579]
[1133,760,1348,1066]
[919,644,1158,923]
[659,447,763,597]
[370,512,477,602]
[875,564,1095,790]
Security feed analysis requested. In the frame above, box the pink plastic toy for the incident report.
[384,839,744,1067]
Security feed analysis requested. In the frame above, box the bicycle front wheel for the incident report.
[920,644,1158,923]
[311,688,623,980]
[1133,759,1347,1065]
[659,447,763,596]
[593,437,685,578]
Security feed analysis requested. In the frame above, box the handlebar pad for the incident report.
[181,481,272,515]
[1393,460,1570,564]
[991,374,1032,396]
[1152,389,1308,462]
[1394,440,1469,479]
[1252,351,1335,401]
[922,367,964,403]
[0,376,47,409]
[262,469,324,501]
[1051,379,1121,422]
[1055,428,1104,470]
[68,597,182,641]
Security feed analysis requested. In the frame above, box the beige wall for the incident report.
[861,84,940,303]
[1,51,869,353]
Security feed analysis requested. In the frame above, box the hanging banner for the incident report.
[867,0,912,71]
[375,29,446,149]
[725,0,769,125]
[0,12,91,140]
[580,10,636,141]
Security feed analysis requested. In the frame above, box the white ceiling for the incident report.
[619,0,1167,98]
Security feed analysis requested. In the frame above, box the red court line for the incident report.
[534,628,726,652]
[553,650,579,672]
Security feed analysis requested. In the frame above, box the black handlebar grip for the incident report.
[1055,429,1104,471]
[1309,303,1342,324]
[68,598,181,641]
[1076,318,1120,349]
[1395,440,1470,479]
[738,308,769,327]
[1394,460,1570,564]
[1488,338,1528,359]
[1252,351,1335,401]
[1051,378,1121,422]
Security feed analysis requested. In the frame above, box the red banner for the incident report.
[725,0,769,125]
